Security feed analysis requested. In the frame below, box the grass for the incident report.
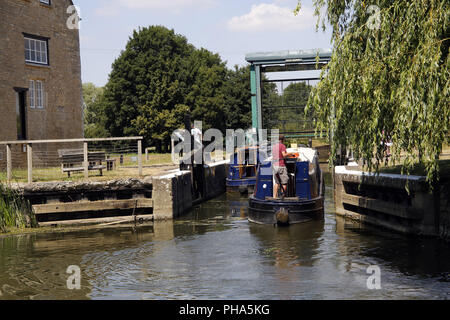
[380,159,450,178]
[285,138,330,148]
[374,144,450,177]
[144,153,174,165]
[0,182,38,233]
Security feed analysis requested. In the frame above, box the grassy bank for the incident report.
[0,182,38,233]
[380,159,450,179]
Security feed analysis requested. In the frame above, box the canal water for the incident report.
[0,176,449,300]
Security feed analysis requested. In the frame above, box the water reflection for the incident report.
[335,215,450,281]
[249,221,325,268]
[0,180,449,300]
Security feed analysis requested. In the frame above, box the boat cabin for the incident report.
[227,146,263,193]
[254,147,320,200]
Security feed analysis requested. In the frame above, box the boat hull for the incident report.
[248,195,324,226]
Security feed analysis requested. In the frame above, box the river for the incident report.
[0,177,449,300]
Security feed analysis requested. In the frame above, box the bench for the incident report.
[58,149,107,177]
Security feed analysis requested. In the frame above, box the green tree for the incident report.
[297,0,449,185]
[223,65,252,130]
[222,65,280,132]
[278,82,313,134]
[185,48,228,133]
[102,26,238,152]
[103,26,195,150]
[82,83,108,138]
[261,81,280,131]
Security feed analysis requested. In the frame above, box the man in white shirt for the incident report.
[191,122,203,165]
[191,123,202,148]
[191,122,204,198]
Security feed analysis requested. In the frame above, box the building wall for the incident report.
[0,0,83,169]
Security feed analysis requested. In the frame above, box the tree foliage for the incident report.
[298,0,449,184]
[99,26,253,152]
[263,81,313,134]
[224,65,252,130]
[103,26,195,151]
[185,49,228,132]
[82,83,109,138]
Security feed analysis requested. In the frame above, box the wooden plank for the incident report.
[6,144,11,182]
[62,165,106,173]
[341,193,423,220]
[138,139,143,176]
[38,214,154,227]
[62,167,84,172]
[27,143,33,183]
[60,152,106,164]
[83,142,88,179]
[33,199,154,215]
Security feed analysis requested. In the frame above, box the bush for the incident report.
[0,183,38,232]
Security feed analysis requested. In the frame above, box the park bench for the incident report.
[58,149,107,177]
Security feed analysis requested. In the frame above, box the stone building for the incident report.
[0,0,83,170]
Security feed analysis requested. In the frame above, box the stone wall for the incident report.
[334,166,450,240]
[152,161,228,220]
[152,171,193,220]
[0,0,83,169]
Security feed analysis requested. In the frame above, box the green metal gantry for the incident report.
[246,49,332,137]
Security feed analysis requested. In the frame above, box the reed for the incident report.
[0,182,38,233]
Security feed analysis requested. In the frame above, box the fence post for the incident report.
[27,143,33,183]
[83,141,89,179]
[6,144,12,182]
[138,139,143,177]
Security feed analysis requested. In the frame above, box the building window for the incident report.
[29,80,45,109]
[36,81,44,108]
[24,36,48,65]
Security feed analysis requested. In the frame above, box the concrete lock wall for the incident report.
[4,162,227,224]
[152,170,193,220]
[202,160,228,201]
[334,166,450,240]
[152,161,228,220]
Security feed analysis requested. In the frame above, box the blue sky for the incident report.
[75,0,332,87]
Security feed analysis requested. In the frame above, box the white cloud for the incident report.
[95,0,217,16]
[227,3,315,32]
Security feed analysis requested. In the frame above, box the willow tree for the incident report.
[296,0,449,185]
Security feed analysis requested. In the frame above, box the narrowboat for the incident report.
[226,146,263,195]
[248,147,325,226]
